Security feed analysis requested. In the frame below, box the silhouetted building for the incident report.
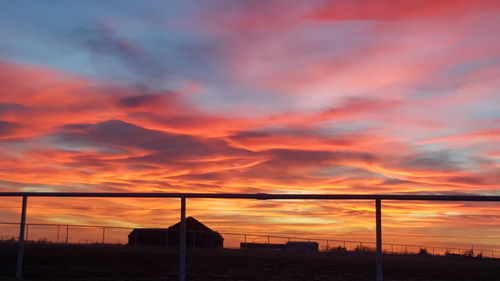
[285,241,318,252]
[240,242,285,251]
[240,241,318,252]
[128,228,169,247]
[128,217,223,248]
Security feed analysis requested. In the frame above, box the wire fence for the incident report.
[0,221,498,258]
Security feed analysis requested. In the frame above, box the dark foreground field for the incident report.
[0,243,499,281]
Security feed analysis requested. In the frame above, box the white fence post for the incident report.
[179,197,187,281]
[16,195,28,279]
[376,198,383,281]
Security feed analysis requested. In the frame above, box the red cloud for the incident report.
[309,0,500,21]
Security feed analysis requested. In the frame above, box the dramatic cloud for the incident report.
[0,0,499,251]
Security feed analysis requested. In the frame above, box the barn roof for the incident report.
[128,217,220,236]
[168,217,216,232]
[128,228,168,236]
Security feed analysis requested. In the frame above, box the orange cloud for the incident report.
[1,22,500,251]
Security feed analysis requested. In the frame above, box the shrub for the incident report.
[1,236,16,243]
[37,238,49,244]
[329,246,347,252]
[462,249,474,257]
[354,244,374,253]
[418,248,430,256]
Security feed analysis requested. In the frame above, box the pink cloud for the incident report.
[308,0,500,21]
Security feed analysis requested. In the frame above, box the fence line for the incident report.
[0,221,498,257]
[1,192,500,281]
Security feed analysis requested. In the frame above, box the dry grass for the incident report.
[0,242,498,281]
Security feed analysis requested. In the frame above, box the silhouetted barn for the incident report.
[128,217,223,248]
[128,228,169,247]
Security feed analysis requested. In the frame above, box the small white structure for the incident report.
[285,241,319,252]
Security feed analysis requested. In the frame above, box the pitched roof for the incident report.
[168,217,215,232]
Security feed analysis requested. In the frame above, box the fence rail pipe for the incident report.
[16,195,28,279]
[1,192,500,202]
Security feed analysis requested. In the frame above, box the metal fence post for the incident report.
[179,197,187,281]
[102,227,106,244]
[16,195,28,279]
[376,198,383,281]
[65,225,69,244]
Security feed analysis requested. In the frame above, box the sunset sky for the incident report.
[0,0,499,251]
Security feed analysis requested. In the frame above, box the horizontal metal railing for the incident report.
[0,192,500,201]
